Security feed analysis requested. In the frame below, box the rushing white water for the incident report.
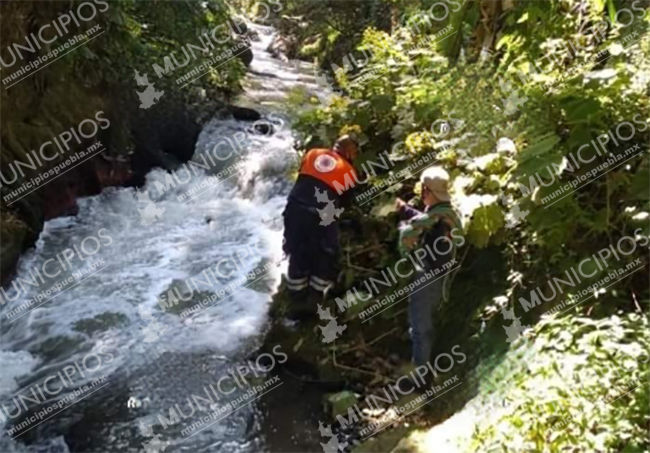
[0,24,322,452]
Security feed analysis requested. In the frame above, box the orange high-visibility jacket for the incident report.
[298,148,357,193]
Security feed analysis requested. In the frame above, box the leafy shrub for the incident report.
[470,314,650,452]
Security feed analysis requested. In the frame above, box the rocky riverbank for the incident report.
[259,269,495,453]
[0,3,262,285]
[1,84,210,285]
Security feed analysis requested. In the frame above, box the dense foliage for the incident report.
[281,0,650,449]
[470,314,649,451]
[94,0,247,99]
[0,0,246,142]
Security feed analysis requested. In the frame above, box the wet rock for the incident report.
[73,312,130,335]
[1,214,31,286]
[255,352,275,369]
[239,47,254,66]
[131,93,202,184]
[235,39,254,67]
[267,35,290,62]
[233,30,259,67]
[230,106,262,122]
[228,16,248,34]
[28,334,86,364]
[251,121,275,136]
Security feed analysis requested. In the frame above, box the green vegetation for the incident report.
[471,314,649,452]
[1,0,648,449]
[277,0,650,450]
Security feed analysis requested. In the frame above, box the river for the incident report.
[0,24,326,453]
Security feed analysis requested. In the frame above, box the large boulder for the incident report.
[130,93,202,184]
[227,16,248,35]
[248,118,276,136]
[229,106,261,122]
[236,43,254,67]
[234,30,259,67]
[267,35,290,62]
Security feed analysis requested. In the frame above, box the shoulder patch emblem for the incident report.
[314,154,337,173]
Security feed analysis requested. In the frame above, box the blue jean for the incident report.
[408,268,446,367]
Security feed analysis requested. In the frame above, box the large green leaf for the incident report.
[520,134,561,160]
[561,98,602,124]
[466,202,505,248]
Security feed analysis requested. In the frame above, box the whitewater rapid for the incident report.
[0,23,324,452]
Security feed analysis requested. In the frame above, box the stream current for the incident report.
[0,24,326,453]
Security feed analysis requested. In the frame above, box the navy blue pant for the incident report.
[282,201,339,295]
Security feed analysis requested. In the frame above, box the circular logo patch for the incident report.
[314,154,337,173]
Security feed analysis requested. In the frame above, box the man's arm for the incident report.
[398,211,442,256]
[395,198,423,220]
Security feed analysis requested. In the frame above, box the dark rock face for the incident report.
[230,106,262,122]
[0,94,204,286]
[234,31,259,67]
[1,162,122,285]
[0,119,131,285]
[251,121,275,136]
[1,217,30,288]
[0,2,231,287]
[236,44,254,67]
[228,17,248,35]
[130,95,202,185]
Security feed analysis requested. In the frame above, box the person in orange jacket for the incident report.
[282,135,360,320]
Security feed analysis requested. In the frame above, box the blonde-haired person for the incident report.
[395,166,463,387]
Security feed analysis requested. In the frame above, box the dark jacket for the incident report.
[399,202,462,270]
